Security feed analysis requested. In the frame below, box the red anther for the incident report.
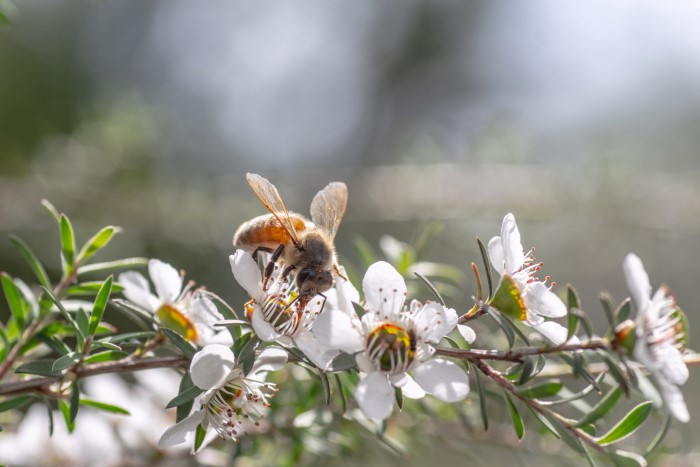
[544,275,551,282]
[551,281,557,288]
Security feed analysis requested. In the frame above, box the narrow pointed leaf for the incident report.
[1,273,27,329]
[41,286,84,342]
[77,257,149,276]
[88,276,113,336]
[52,352,83,372]
[596,401,653,446]
[484,305,515,349]
[476,237,493,298]
[166,385,205,409]
[474,367,489,431]
[576,385,623,427]
[615,298,631,325]
[413,272,445,306]
[515,380,563,399]
[320,370,331,406]
[599,292,616,329]
[237,335,261,376]
[15,359,62,377]
[41,199,61,224]
[59,214,76,275]
[83,350,128,364]
[8,235,51,289]
[77,226,120,264]
[80,399,130,415]
[0,395,33,413]
[194,424,206,452]
[69,382,80,424]
[644,413,671,457]
[504,392,524,439]
[176,373,196,422]
[161,328,196,358]
[610,450,647,467]
[59,399,75,433]
[65,281,123,297]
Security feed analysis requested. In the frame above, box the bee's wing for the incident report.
[310,181,347,241]
[246,173,300,244]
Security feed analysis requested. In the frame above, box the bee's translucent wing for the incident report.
[310,181,347,241]
[246,173,300,244]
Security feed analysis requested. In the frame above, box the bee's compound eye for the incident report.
[296,269,314,287]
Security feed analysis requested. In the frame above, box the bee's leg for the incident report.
[252,246,274,263]
[333,264,348,281]
[316,292,328,315]
[262,244,285,290]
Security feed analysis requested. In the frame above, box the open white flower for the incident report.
[158,344,287,451]
[119,259,232,347]
[488,213,570,345]
[623,253,689,422]
[230,249,356,370]
[314,261,469,420]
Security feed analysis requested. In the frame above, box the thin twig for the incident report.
[435,339,610,364]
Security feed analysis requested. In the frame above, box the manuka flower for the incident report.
[487,213,570,345]
[622,253,689,422]
[158,344,286,451]
[230,249,356,370]
[313,261,469,420]
[119,259,232,346]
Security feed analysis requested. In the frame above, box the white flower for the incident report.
[488,213,570,345]
[314,261,469,420]
[623,253,689,422]
[158,344,286,451]
[119,259,232,347]
[230,249,356,370]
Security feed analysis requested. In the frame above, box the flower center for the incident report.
[156,304,198,342]
[366,323,416,373]
[205,375,277,442]
[252,292,303,336]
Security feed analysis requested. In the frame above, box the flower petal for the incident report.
[148,259,183,304]
[457,324,476,344]
[189,295,223,327]
[190,344,236,390]
[363,261,407,319]
[294,330,339,371]
[657,377,689,423]
[412,358,469,402]
[399,374,426,400]
[118,271,160,312]
[487,236,506,276]
[524,282,567,318]
[157,410,205,448]
[250,346,288,376]
[230,250,263,301]
[251,306,284,342]
[501,213,525,275]
[657,345,689,386]
[313,308,364,354]
[529,320,568,345]
[623,253,652,312]
[413,302,458,343]
[355,372,394,420]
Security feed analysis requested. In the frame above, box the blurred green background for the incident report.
[1,0,700,465]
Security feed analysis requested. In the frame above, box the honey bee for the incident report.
[233,173,348,307]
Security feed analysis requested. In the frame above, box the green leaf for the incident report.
[83,350,128,364]
[77,257,149,276]
[111,299,155,326]
[576,385,623,427]
[166,385,205,409]
[328,352,357,372]
[52,352,83,372]
[161,328,196,358]
[89,276,113,336]
[80,399,130,415]
[59,399,75,433]
[69,382,80,424]
[527,406,560,439]
[599,292,616,329]
[194,424,206,452]
[1,273,27,329]
[413,272,445,306]
[176,373,196,422]
[42,396,54,436]
[59,214,77,275]
[566,284,580,310]
[8,235,51,289]
[515,380,563,399]
[90,341,122,352]
[15,359,62,377]
[237,335,261,375]
[644,413,671,456]
[40,286,85,344]
[77,226,120,264]
[0,395,33,413]
[596,401,653,446]
[598,351,630,396]
[615,298,631,324]
[76,308,89,340]
[611,450,648,467]
[474,368,489,431]
[572,308,594,339]
[540,373,606,406]
[504,392,524,439]
[484,305,515,349]
[320,370,331,406]
[98,331,155,344]
[41,199,61,224]
[476,237,493,298]
[65,281,123,297]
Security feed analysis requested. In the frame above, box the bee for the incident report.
[233,173,348,308]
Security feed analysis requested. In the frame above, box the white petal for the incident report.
[413,302,457,343]
[199,330,234,347]
[457,324,476,344]
[501,213,525,275]
[157,410,205,448]
[118,271,159,311]
[148,259,183,304]
[657,377,690,423]
[355,372,394,420]
[524,282,567,318]
[250,306,285,342]
[487,236,506,276]
[399,374,426,400]
[530,320,568,345]
[190,344,236,390]
[294,330,340,371]
[356,353,377,373]
[362,261,407,318]
[658,345,689,386]
[188,295,223,327]
[623,254,652,312]
[230,250,263,301]
[412,358,469,402]
[250,346,288,375]
[333,269,361,316]
[313,308,364,354]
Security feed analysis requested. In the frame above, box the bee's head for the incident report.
[296,268,334,299]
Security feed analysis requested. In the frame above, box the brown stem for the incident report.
[435,339,610,364]
[0,356,190,397]
[471,358,607,455]
[435,347,523,363]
